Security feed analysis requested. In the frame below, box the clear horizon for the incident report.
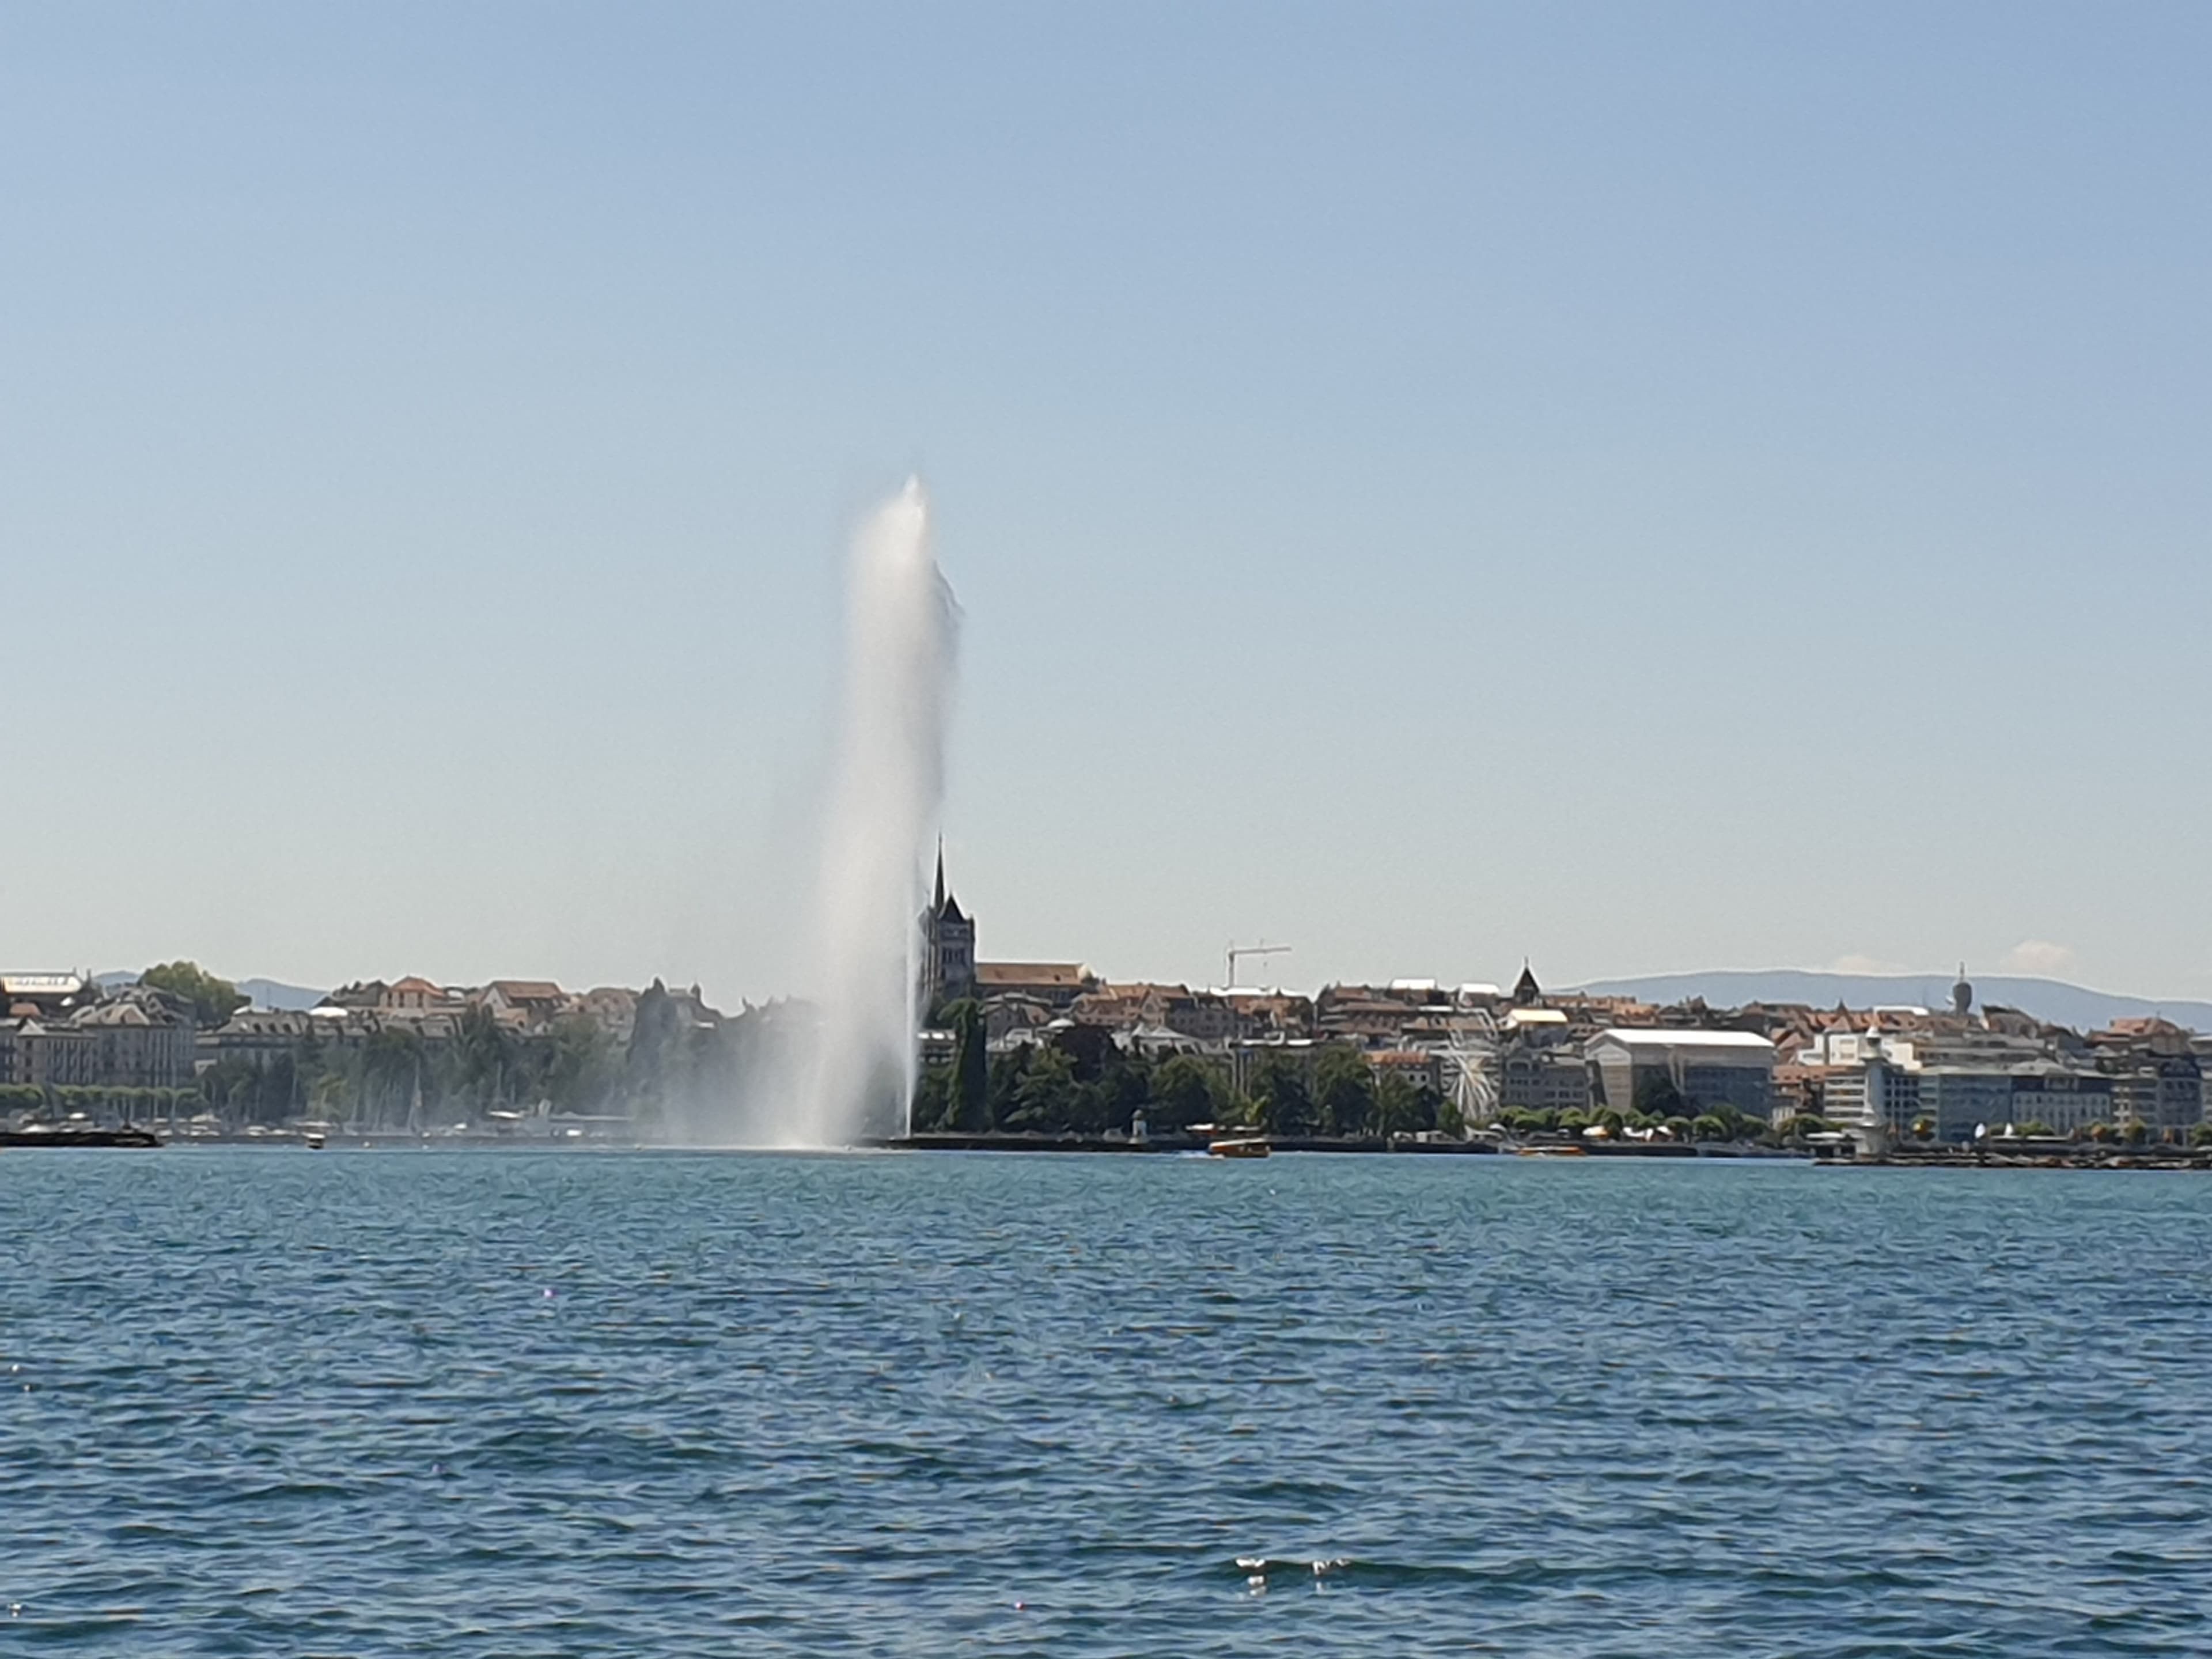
[5,4,2207,1006]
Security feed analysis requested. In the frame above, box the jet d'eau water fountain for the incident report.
[765,478,958,1147]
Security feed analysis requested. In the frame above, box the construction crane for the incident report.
[1224,942,1291,988]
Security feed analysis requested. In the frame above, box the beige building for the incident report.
[974,962,1097,1010]
[1,987,195,1090]
[477,980,570,1031]
[72,993,197,1088]
[0,1021,97,1088]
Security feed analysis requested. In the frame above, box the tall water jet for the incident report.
[779,478,959,1145]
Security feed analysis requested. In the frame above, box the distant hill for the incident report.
[237,978,327,1012]
[1576,970,2212,1035]
[93,970,327,1012]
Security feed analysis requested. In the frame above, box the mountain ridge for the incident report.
[1575,970,2212,1034]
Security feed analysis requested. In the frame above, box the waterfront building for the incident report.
[200,1009,325,1070]
[1911,1066,2018,1143]
[1798,1020,2123,1143]
[1586,1028,1776,1119]
[2005,1065,2116,1135]
[2104,1056,2203,1132]
[1,986,195,1092]
[1816,1053,1929,1137]
[0,1020,97,1088]
[70,989,197,1088]
[1499,1043,1593,1113]
[2087,1018,2203,1132]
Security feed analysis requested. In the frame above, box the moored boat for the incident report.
[0,1127,162,1149]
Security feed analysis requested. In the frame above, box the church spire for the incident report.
[934,839,946,912]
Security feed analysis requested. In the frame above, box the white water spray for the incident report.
[777,478,958,1145]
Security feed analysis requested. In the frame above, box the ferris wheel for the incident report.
[1444,1014,1501,1128]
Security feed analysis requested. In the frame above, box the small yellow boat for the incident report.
[1208,1137,1271,1159]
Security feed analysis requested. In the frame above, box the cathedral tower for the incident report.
[919,843,975,1012]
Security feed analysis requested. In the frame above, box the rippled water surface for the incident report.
[5,1149,2211,1654]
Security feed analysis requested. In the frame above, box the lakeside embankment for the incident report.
[14,1127,2212,1169]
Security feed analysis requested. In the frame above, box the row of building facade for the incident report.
[919,865,2211,1140]
[10,915,2209,1144]
[0,976,199,1091]
[0,971,660,1105]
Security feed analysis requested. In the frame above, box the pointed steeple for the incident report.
[931,839,964,924]
[1512,960,1541,1006]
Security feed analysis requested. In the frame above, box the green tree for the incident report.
[1314,1046,1377,1138]
[454,1005,514,1114]
[543,1015,621,1113]
[911,1062,955,1131]
[308,1070,350,1122]
[986,1046,1032,1130]
[1372,1071,1422,1138]
[1249,1053,1316,1137]
[139,961,245,1030]
[360,1027,426,1128]
[1689,1113,1730,1142]
[948,999,989,1132]
[1007,1044,1080,1130]
[1085,1044,1150,1137]
[1149,1054,1228,1134]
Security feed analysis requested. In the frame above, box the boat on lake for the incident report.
[1207,1137,1270,1159]
[0,1127,162,1149]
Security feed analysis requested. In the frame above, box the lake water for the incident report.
[4,1149,2210,1655]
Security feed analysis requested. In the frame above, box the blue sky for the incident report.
[3,3,2207,1002]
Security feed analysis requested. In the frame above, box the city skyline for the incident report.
[5,5,2208,1003]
